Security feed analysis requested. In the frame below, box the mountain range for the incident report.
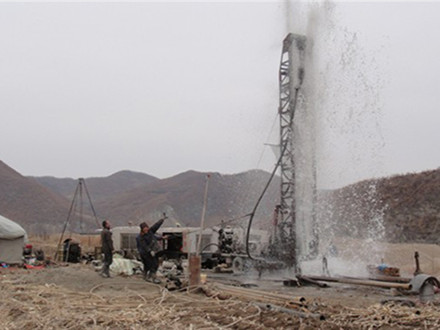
[1,159,439,244]
[0,160,278,234]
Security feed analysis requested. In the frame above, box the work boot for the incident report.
[100,268,107,278]
[151,273,161,284]
[101,264,111,277]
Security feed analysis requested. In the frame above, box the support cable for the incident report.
[255,112,280,170]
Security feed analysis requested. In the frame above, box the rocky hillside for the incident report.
[320,168,440,244]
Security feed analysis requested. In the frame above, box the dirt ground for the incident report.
[2,262,440,329]
[3,236,440,329]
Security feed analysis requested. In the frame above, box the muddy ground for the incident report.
[2,262,440,329]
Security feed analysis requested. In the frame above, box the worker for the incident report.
[136,218,167,283]
[100,220,114,278]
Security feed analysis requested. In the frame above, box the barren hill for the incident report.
[5,155,440,242]
[321,168,440,243]
[31,170,158,202]
[23,165,280,232]
[93,170,279,228]
[0,161,70,233]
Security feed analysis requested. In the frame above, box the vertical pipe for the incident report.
[196,174,211,256]
[79,179,83,234]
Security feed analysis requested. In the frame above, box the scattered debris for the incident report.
[296,275,329,288]
[381,298,416,307]
[368,264,400,277]
[3,264,440,329]
[254,302,325,320]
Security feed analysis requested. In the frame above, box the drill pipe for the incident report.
[301,275,412,290]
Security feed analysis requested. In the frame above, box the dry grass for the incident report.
[10,235,440,329]
[2,268,440,330]
[0,274,325,329]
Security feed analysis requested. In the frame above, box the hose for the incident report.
[245,142,288,260]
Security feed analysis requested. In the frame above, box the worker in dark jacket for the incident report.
[136,218,167,283]
[100,220,114,278]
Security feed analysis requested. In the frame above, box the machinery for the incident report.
[269,33,318,271]
[112,224,269,273]
[109,34,320,273]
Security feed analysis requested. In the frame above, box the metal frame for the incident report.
[54,178,100,260]
[276,33,307,269]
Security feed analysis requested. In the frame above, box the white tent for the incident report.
[0,214,26,264]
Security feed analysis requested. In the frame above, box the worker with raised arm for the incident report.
[136,216,167,283]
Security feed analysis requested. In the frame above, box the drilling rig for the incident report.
[269,33,318,272]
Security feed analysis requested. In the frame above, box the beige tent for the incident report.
[0,214,26,264]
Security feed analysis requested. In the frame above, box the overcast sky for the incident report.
[1,1,439,188]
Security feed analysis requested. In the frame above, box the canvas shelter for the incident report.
[0,214,26,264]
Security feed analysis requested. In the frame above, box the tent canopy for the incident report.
[0,214,26,240]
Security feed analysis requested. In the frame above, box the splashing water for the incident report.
[286,1,387,275]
